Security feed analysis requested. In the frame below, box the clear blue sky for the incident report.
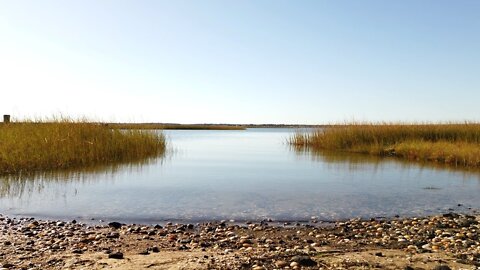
[1,1,479,124]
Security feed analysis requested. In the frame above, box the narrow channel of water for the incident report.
[1,128,479,223]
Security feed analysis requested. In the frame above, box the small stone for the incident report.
[151,246,160,253]
[291,255,317,266]
[433,266,451,270]
[168,234,177,241]
[275,260,288,268]
[106,232,120,239]
[443,212,458,218]
[407,245,417,251]
[421,243,431,250]
[108,222,122,229]
[28,221,39,228]
[108,252,124,259]
[72,249,84,254]
[138,250,149,255]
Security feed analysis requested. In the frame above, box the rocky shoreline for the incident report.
[1,213,480,269]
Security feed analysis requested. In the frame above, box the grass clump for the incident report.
[0,119,166,175]
[290,123,480,167]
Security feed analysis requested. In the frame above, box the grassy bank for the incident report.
[109,123,245,130]
[0,120,165,175]
[290,123,480,167]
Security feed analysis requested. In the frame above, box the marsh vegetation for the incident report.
[290,123,480,168]
[0,120,165,175]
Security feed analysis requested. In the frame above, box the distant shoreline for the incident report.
[108,123,328,130]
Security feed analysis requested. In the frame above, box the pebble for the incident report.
[433,265,452,270]
[108,252,124,259]
[108,222,123,229]
[275,260,288,268]
[291,255,317,266]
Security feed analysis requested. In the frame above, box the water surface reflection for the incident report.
[0,129,479,223]
[0,159,162,198]
[293,146,480,181]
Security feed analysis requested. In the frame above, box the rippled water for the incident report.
[1,128,479,223]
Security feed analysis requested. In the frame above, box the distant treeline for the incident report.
[108,123,246,130]
[107,123,330,130]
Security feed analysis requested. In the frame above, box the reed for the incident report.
[290,123,480,167]
[0,119,165,175]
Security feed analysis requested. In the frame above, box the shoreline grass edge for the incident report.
[290,123,480,168]
[0,120,166,175]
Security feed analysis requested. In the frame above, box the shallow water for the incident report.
[1,128,479,223]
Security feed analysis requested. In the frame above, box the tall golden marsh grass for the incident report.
[290,124,480,167]
[0,120,165,175]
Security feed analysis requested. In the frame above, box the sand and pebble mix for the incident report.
[1,213,480,269]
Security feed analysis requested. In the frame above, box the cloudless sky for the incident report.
[1,1,479,124]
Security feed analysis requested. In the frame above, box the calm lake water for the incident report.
[1,128,480,223]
